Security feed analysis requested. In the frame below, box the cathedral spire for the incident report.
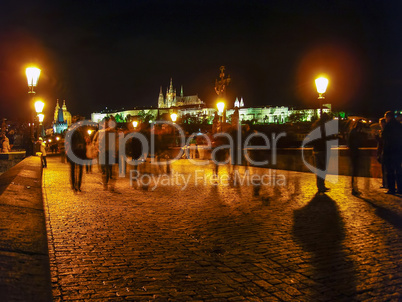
[169,78,173,93]
[158,86,165,108]
[234,97,239,108]
[180,85,183,97]
[54,99,60,123]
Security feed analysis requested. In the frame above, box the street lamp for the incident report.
[170,113,177,123]
[38,114,44,139]
[35,100,45,114]
[132,121,138,129]
[34,100,44,140]
[170,113,178,146]
[315,76,328,117]
[26,67,41,153]
[38,113,44,123]
[217,101,225,114]
[26,67,41,93]
[217,100,225,130]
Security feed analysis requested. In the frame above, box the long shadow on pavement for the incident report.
[293,193,356,300]
[356,196,402,230]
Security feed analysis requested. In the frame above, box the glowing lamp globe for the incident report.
[35,100,45,113]
[26,67,41,87]
[315,77,329,94]
[217,101,225,113]
[38,114,44,123]
[171,113,177,123]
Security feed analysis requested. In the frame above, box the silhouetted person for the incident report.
[348,120,364,195]
[382,111,402,194]
[66,127,86,192]
[311,113,334,193]
[376,118,387,189]
[38,137,47,168]
[85,135,93,173]
[1,135,11,153]
[97,117,118,191]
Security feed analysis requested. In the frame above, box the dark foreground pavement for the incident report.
[42,157,402,301]
[0,157,52,302]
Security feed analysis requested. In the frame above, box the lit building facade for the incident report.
[53,99,72,134]
[90,82,331,125]
[158,79,204,108]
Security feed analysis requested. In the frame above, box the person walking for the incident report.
[66,127,86,192]
[85,135,94,173]
[38,137,47,168]
[97,117,118,191]
[381,111,402,194]
[348,120,364,195]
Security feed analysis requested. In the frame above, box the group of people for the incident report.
[376,111,402,195]
[315,111,402,196]
[60,111,402,196]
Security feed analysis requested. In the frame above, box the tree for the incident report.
[288,112,307,123]
[138,110,156,123]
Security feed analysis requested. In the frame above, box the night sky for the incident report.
[0,0,401,123]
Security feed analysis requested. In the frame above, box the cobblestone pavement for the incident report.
[42,157,402,301]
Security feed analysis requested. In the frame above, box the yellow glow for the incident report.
[87,129,93,135]
[170,113,177,122]
[217,101,225,113]
[38,113,44,123]
[26,67,41,87]
[56,137,60,141]
[132,121,138,128]
[48,139,52,143]
[34,100,45,113]
[315,76,329,94]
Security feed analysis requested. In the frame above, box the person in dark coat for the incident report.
[310,113,336,193]
[382,111,402,194]
[66,126,87,192]
[376,118,387,189]
[348,120,364,195]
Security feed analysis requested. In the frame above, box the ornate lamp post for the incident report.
[34,100,45,140]
[26,67,41,153]
[217,101,225,125]
[315,76,329,117]
[38,113,44,139]
[214,66,230,126]
[170,113,177,146]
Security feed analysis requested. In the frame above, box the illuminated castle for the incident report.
[53,99,72,134]
[158,78,204,108]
